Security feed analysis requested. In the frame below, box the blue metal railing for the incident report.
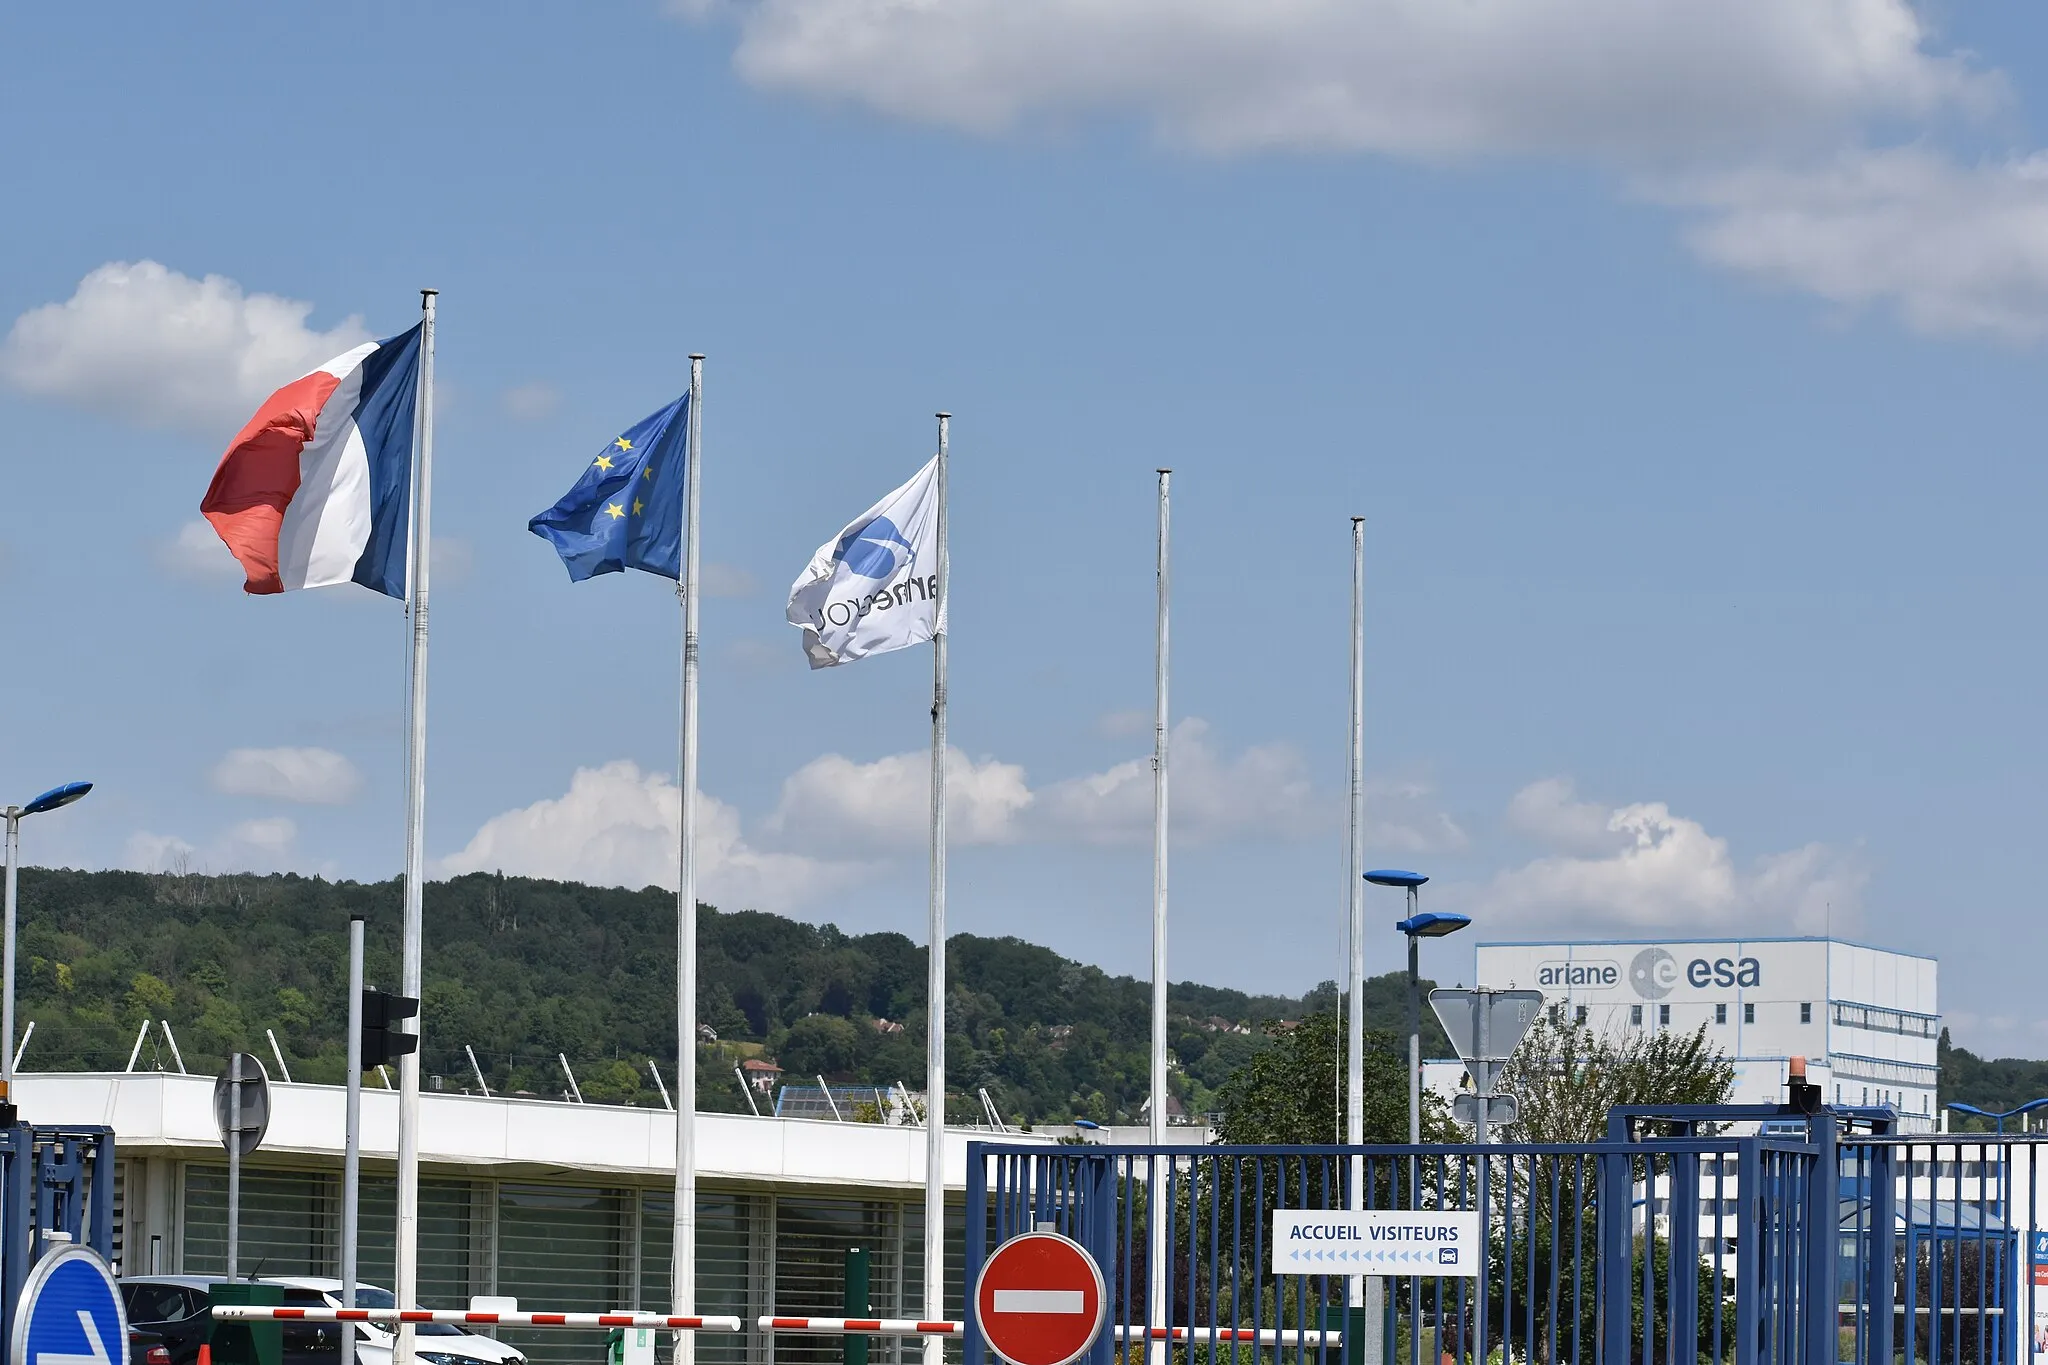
[969,1136,1832,1365]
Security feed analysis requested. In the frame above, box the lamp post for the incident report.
[1371,869,1467,1145]
[1947,1099,2048,1136]
[3,781,93,1088]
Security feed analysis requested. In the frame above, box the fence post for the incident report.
[1671,1150,1701,1365]
[1806,1115,1840,1365]
[1735,1139,1761,1365]
[965,1143,988,1365]
[1863,1140,1895,1365]
[845,1247,871,1365]
[1083,1155,1116,1365]
[1599,1142,1634,1365]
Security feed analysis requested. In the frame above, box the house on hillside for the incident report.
[1205,1016,1250,1034]
[871,1017,904,1035]
[741,1057,782,1094]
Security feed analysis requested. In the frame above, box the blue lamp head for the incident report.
[1396,910,1471,938]
[20,781,92,816]
[1365,869,1428,889]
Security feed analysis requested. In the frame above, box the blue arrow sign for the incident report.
[10,1246,128,1365]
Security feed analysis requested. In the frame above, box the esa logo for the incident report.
[1629,947,1762,999]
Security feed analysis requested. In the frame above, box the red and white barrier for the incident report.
[758,1318,961,1336]
[754,1318,1341,1346]
[208,1307,743,1332]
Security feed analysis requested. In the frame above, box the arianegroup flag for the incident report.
[201,325,423,597]
[785,455,942,668]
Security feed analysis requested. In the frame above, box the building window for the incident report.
[1744,1002,1755,1024]
[1659,1004,1671,1026]
[1715,1004,1727,1025]
[1631,1004,1643,1026]
[1800,1002,1812,1024]
[1575,1005,1587,1025]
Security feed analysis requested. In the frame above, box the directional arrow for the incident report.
[40,1311,112,1365]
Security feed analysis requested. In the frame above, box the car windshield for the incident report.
[337,1288,462,1336]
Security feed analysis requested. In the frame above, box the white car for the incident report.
[264,1279,527,1365]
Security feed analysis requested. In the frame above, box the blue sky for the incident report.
[5,3,2048,1053]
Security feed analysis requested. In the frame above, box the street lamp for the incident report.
[1947,1099,2048,1135]
[1371,868,1468,1145]
[4,781,93,1087]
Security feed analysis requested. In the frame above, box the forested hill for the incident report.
[7,867,1451,1125]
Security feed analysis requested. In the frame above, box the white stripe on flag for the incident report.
[991,1291,1084,1315]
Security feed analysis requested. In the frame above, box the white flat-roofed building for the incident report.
[1472,936,1939,1130]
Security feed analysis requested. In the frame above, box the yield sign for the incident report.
[974,1231,1107,1365]
[1430,988,1544,1093]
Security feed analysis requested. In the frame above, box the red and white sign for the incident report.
[973,1231,1107,1365]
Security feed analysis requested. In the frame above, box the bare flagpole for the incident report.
[673,355,706,1363]
[924,412,951,1365]
[394,286,437,1365]
[1345,517,1367,1307]
[1148,468,1171,1365]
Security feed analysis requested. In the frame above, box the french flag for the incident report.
[202,325,423,597]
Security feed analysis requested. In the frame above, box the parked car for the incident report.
[118,1276,524,1365]
[128,1328,172,1365]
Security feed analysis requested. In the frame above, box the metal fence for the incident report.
[967,1132,1846,1365]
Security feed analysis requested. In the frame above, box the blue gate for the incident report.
[968,1130,1841,1365]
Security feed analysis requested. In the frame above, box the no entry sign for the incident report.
[973,1231,1107,1365]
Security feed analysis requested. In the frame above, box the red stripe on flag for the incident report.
[200,368,344,595]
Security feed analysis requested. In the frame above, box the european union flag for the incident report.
[529,394,689,582]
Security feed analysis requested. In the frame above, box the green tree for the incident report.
[777,1015,862,1078]
[1213,1013,1455,1145]
[1495,1011,1735,1144]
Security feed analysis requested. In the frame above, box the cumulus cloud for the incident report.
[1656,147,2048,339]
[759,719,1462,851]
[438,760,859,910]
[691,0,1988,160]
[765,747,1035,850]
[209,747,364,805]
[153,520,243,582]
[1480,779,1865,932]
[702,562,760,599]
[1,261,372,433]
[124,817,301,874]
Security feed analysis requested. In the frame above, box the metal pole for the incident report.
[674,354,705,1363]
[923,412,950,1365]
[1148,469,1170,1365]
[265,1029,291,1083]
[1472,989,1490,1149]
[1407,902,1420,1144]
[465,1045,491,1098]
[344,914,364,1309]
[395,287,437,1365]
[1346,518,1365,1308]
[227,1050,242,1279]
[3,809,18,1092]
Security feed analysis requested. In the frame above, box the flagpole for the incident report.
[394,286,436,1365]
[1345,517,1366,1308]
[924,411,950,1365]
[673,355,706,1363]
[1148,468,1170,1365]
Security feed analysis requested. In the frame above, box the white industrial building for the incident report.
[1469,936,1940,1130]
[18,1072,1053,1365]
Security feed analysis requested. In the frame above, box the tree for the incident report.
[1495,1010,1735,1144]
[777,1014,862,1077]
[1213,1013,1456,1145]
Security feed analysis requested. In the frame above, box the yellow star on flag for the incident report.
[593,454,614,472]
[632,498,644,516]
[614,437,633,451]
[604,502,625,520]
[642,466,654,480]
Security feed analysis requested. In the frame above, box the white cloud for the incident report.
[1033,718,1320,846]
[123,816,301,874]
[502,381,562,422]
[209,747,364,805]
[432,537,476,584]
[0,261,371,433]
[693,0,1988,160]
[765,747,1034,850]
[438,760,859,910]
[1657,147,2048,340]
[1480,780,1865,931]
[153,520,243,582]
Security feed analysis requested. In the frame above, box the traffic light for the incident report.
[361,989,420,1068]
